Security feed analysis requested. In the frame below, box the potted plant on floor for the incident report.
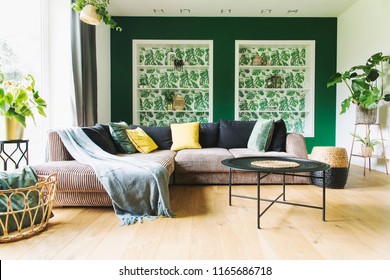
[0,72,47,140]
[327,52,390,124]
[350,131,381,157]
[72,0,122,31]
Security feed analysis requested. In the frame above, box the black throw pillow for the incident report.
[218,119,256,149]
[130,125,172,150]
[82,123,118,154]
[267,119,287,152]
[199,122,219,148]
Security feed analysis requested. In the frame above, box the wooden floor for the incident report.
[1,164,389,260]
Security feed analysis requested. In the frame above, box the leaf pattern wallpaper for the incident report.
[136,46,210,126]
[238,47,309,133]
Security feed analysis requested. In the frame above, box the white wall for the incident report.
[337,0,390,173]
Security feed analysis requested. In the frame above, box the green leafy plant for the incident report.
[351,130,381,150]
[0,72,47,127]
[72,0,122,31]
[327,52,390,114]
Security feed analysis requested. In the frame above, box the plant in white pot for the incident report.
[327,52,390,124]
[72,0,122,31]
[350,131,381,158]
[0,72,47,140]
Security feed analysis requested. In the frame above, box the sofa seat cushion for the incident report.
[228,148,292,158]
[118,150,176,176]
[174,148,233,173]
[34,161,105,193]
[34,151,176,193]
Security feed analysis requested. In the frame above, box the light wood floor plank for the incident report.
[0,164,389,260]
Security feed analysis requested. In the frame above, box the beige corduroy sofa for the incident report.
[33,120,310,207]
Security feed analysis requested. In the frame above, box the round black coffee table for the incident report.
[221,156,330,229]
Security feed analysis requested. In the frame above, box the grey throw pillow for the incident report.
[247,119,275,152]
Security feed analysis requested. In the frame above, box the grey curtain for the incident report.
[70,1,98,127]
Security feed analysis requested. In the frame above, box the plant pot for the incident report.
[1,117,24,140]
[355,106,377,124]
[361,146,373,157]
[80,4,101,25]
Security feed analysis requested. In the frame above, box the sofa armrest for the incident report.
[286,133,308,159]
[47,130,74,161]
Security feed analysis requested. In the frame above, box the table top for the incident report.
[0,139,29,144]
[221,156,330,173]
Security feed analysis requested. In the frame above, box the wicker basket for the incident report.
[310,147,349,189]
[0,173,57,243]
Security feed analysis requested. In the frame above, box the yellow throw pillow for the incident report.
[170,122,202,151]
[126,127,158,154]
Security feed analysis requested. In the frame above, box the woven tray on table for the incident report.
[0,173,57,243]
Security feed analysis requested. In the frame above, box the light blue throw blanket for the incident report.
[57,128,174,225]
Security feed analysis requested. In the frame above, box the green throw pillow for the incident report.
[108,121,137,154]
[247,119,275,152]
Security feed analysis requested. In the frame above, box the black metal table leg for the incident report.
[229,168,232,206]
[322,170,326,221]
[257,172,261,229]
[283,172,286,201]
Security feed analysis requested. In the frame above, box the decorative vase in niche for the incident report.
[252,55,262,66]
[1,117,24,140]
[173,95,185,111]
[355,106,377,124]
[361,146,373,157]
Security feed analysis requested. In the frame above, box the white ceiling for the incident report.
[108,0,359,17]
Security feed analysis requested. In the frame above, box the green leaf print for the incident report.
[200,70,209,87]
[248,100,258,110]
[185,49,196,65]
[179,71,191,88]
[189,71,200,83]
[291,48,306,66]
[169,72,179,86]
[254,76,265,88]
[143,99,153,110]
[194,94,208,110]
[245,76,254,88]
[289,97,299,109]
[154,49,165,64]
[148,75,159,87]
[175,49,184,59]
[239,55,250,66]
[159,72,170,88]
[239,100,249,111]
[279,96,290,111]
[259,99,268,110]
[184,94,194,106]
[154,96,165,110]
[246,92,256,100]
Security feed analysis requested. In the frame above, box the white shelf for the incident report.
[137,65,209,69]
[137,87,209,91]
[239,110,310,113]
[239,65,309,70]
[239,88,310,91]
[133,39,213,126]
[235,40,316,137]
[138,110,209,113]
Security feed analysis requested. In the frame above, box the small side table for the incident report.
[310,146,349,189]
[0,139,29,171]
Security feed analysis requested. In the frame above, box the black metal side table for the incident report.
[0,139,29,171]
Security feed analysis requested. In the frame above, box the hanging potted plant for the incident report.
[327,52,390,124]
[0,72,47,140]
[350,131,381,157]
[72,0,122,31]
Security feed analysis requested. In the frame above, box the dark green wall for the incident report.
[111,17,337,152]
